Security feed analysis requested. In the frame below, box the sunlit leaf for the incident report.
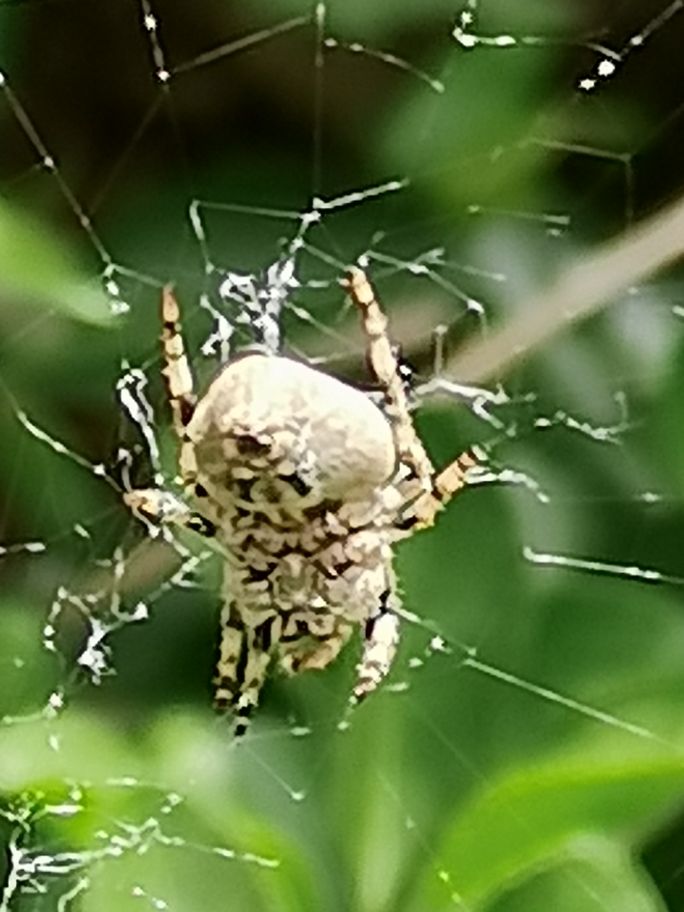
[409,755,684,909]
[488,837,667,912]
[0,200,113,327]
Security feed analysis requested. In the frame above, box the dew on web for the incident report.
[390,604,676,754]
[3,0,684,908]
[533,391,631,445]
[523,545,684,588]
[117,366,166,488]
[0,782,279,912]
[0,83,133,317]
[366,248,490,330]
[466,203,572,238]
[525,137,636,228]
[0,540,47,559]
[454,0,683,96]
[13,409,114,489]
[322,35,445,96]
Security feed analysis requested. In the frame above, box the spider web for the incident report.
[1,1,684,910]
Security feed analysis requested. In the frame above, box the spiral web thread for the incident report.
[1,1,684,908]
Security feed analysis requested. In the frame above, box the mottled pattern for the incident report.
[186,355,403,732]
[125,272,477,737]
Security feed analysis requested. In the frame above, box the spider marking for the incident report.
[124,269,479,736]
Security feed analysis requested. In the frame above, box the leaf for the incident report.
[407,754,684,910]
[487,837,667,912]
[0,200,114,327]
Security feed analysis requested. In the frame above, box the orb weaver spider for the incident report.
[125,267,479,735]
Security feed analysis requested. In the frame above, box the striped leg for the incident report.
[345,267,435,492]
[232,628,273,737]
[401,448,481,530]
[161,286,199,488]
[161,285,197,437]
[353,597,400,704]
[213,600,273,738]
[123,487,215,536]
[345,267,481,531]
[125,288,208,535]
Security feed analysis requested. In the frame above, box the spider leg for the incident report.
[345,266,435,492]
[346,267,482,531]
[123,488,215,537]
[161,285,197,437]
[398,447,482,531]
[279,618,353,675]
[161,285,201,490]
[352,590,400,704]
[214,602,274,738]
[124,288,205,533]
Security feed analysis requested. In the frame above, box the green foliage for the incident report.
[2,1,684,910]
[0,200,113,327]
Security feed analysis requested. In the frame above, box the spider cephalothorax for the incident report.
[125,268,477,735]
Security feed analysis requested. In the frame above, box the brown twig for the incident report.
[447,192,684,383]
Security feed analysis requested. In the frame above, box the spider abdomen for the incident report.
[182,353,402,721]
[125,272,474,733]
[186,354,396,509]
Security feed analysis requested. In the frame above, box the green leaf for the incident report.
[488,837,667,912]
[408,754,684,910]
[0,200,114,326]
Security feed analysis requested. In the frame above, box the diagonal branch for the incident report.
[447,192,684,383]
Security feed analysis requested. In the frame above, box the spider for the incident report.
[124,267,479,736]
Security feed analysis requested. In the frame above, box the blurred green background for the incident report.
[2,0,684,909]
